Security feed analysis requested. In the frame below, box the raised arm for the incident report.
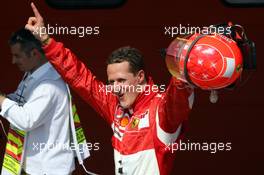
[25,2,117,125]
[156,77,194,146]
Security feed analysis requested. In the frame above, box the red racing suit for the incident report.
[43,38,194,175]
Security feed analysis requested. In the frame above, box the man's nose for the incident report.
[112,82,122,94]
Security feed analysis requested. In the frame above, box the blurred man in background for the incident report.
[0,28,75,175]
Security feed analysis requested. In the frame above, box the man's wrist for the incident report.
[0,92,6,108]
[41,34,51,46]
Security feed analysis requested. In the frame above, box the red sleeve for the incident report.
[158,77,194,133]
[43,38,117,125]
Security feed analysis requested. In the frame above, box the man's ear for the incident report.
[30,49,42,59]
[137,70,145,84]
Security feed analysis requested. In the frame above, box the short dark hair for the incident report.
[107,46,145,75]
[8,28,44,56]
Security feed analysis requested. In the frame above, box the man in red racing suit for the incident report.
[25,3,194,175]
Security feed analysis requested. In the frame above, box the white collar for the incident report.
[27,62,51,80]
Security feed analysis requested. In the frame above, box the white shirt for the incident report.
[0,63,75,175]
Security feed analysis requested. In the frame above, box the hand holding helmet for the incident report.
[165,22,256,102]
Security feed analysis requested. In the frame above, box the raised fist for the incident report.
[25,2,49,42]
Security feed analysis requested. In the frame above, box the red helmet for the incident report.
[166,33,243,90]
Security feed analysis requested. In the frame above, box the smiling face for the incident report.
[107,61,145,109]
